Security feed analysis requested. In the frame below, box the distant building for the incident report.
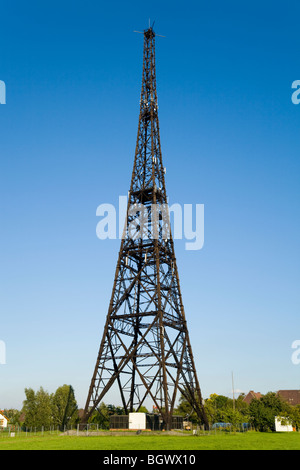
[0,411,8,428]
[277,390,300,406]
[243,391,262,405]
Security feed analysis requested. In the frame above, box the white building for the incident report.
[128,413,146,430]
[0,412,8,428]
[275,416,293,432]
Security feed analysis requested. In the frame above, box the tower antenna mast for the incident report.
[83,25,207,430]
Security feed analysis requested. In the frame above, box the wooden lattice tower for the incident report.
[83,26,208,429]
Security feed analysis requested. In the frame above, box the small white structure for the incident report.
[275,416,293,432]
[0,412,8,428]
[128,412,146,430]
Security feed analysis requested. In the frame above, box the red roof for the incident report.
[277,390,300,406]
[243,391,262,405]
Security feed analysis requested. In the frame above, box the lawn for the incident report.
[0,431,300,450]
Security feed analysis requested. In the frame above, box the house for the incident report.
[277,390,300,406]
[0,411,8,428]
[243,391,262,405]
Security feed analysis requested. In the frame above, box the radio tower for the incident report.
[83,26,208,429]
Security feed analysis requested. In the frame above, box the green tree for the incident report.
[176,393,198,424]
[249,392,292,432]
[175,386,216,425]
[137,406,148,413]
[23,388,38,428]
[107,404,125,415]
[204,394,231,424]
[22,387,52,429]
[289,405,300,430]
[36,387,52,428]
[89,402,125,428]
[235,393,249,414]
[89,402,110,428]
[22,385,78,430]
[204,393,249,427]
[51,384,78,429]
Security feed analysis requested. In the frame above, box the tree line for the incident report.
[3,387,300,432]
[176,391,300,432]
[4,384,78,431]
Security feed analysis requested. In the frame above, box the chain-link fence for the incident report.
[0,422,256,439]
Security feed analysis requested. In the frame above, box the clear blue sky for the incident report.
[0,0,299,410]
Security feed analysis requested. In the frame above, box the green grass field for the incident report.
[0,431,300,450]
